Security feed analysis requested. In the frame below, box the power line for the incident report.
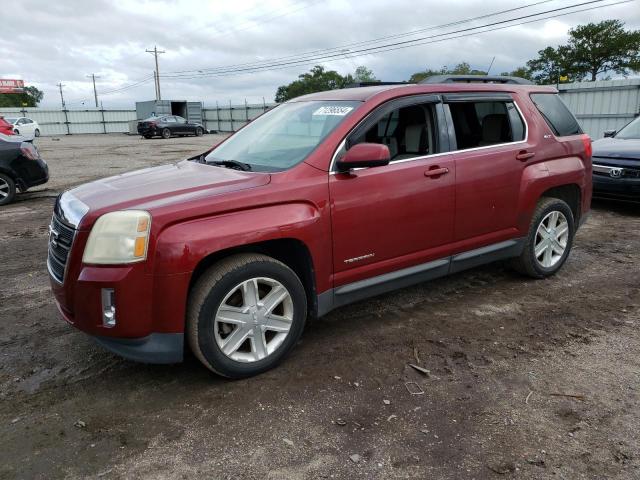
[146,46,166,100]
[165,0,557,76]
[159,0,627,80]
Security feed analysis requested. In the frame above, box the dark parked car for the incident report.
[591,117,640,202]
[0,134,48,205]
[137,115,205,139]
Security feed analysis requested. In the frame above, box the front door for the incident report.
[329,97,456,288]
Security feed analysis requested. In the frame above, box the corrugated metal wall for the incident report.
[203,103,274,133]
[0,108,136,136]
[4,80,639,138]
[558,79,640,139]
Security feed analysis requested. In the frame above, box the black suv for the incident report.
[137,115,205,139]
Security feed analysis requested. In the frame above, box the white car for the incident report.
[6,117,41,137]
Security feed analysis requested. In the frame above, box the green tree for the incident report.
[408,62,487,83]
[275,65,365,102]
[352,66,378,83]
[499,66,533,81]
[567,20,640,81]
[0,86,44,108]
[526,46,577,84]
[527,20,640,83]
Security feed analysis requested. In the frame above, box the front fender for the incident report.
[153,202,325,276]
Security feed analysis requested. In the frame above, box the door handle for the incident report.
[516,151,536,161]
[424,166,449,178]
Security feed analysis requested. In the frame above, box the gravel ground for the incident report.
[0,135,639,479]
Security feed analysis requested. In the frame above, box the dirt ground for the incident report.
[0,134,638,479]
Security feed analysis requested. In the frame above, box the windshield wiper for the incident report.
[207,159,252,171]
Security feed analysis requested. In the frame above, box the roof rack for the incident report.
[420,75,533,85]
[347,81,409,88]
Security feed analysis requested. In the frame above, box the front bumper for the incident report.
[94,333,184,363]
[593,174,640,201]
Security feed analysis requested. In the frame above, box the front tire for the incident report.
[511,197,575,278]
[161,128,171,139]
[0,173,17,206]
[187,254,307,379]
[34,129,40,137]
[195,127,204,137]
[13,129,19,135]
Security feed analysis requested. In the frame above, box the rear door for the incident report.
[329,95,456,288]
[444,93,529,245]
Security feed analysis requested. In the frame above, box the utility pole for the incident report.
[57,83,66,108]
[146,46,165,100]
[86,74,100,108]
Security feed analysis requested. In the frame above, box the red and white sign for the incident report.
[0,79,25,94]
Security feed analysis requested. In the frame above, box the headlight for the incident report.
[83,211,151,264]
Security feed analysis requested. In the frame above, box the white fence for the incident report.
[3,79,639,138]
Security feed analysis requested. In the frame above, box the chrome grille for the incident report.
[47,213,76,283]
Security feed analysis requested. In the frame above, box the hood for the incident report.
[592,137,640,162]
[69,160,270,225]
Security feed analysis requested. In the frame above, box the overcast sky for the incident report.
[2,0,639,108]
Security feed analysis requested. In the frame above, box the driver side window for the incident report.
[348,102,438,162]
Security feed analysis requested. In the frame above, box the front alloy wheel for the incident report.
[214,277,293,362]
[188,254,307,378]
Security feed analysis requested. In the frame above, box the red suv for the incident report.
[48,77,592,378]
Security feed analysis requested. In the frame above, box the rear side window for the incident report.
[530,93,582,136]
[448,100,525,150]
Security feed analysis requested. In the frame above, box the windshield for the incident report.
[205,100,361,172]
[615,116,640,140]
[5,118,17,124]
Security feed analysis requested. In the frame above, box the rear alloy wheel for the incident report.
[195,127,204,137]
[188,254,307,378]
[161,128,171,139]
[0,173,17,206]
[34,129,40,137]
[511,197,575,278]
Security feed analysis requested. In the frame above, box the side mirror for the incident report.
[336,143,390,172]
[603,129,616,138]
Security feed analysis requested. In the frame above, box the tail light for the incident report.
[581,134,592,158]
[20,143,40,160]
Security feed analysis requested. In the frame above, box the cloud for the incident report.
[1,0,638,108]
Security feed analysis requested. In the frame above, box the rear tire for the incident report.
[187,254,307,379]
[161,128,171,139]
[0,173,16,206]
[511,197,575,278]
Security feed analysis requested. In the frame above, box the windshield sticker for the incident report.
[312,106,354,116]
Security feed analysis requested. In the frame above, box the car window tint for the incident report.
[530,93,582,137]
[448,100,524,150]
[349,103,438,162]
